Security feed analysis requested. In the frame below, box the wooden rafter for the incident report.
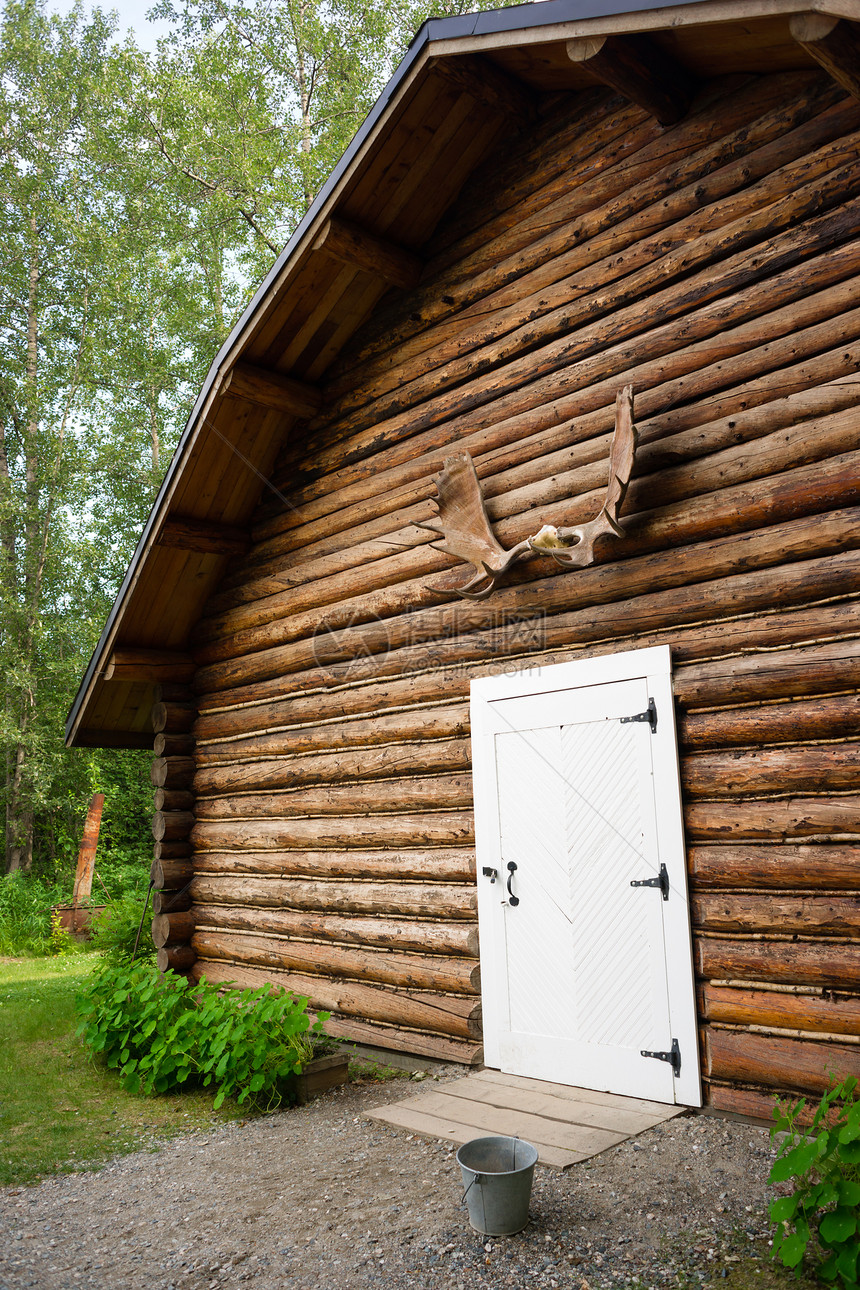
[73,728,153,750]
[221,360,322,419]
[790,13,860,100]
[156,515,251,557]
[103,648,195,683]
[313,216,423,290]
[566,33,696,126]
[430,52,538,123]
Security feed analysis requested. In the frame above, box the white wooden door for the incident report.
[471,646,701,1107]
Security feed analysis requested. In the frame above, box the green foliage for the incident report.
[0,955,233,1186]
[769,1076,860,1287]
[76,961,331,1109]
[89,892,156,965]
[0,872,66,955]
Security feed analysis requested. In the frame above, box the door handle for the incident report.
[506,861,519,907]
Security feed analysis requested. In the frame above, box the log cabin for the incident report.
[67,0,860,1119]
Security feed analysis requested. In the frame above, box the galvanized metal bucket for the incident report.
[456,1135,539,1236]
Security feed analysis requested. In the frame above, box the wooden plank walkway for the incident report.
[365,1069,685,1170]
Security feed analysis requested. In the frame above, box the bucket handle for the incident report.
[461,1172,482,1206]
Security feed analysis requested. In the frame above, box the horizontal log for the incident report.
[194,848,475,882]
[152,910,196,947]
[191,811,474,851]
[680,694,860,750]
[238,335,860,603]
[151,757,196,789]
[683,742,860,800]
[194,561,860,742]
[198,409,860,646]
[191,902,479,957]
[195,775,472,820]
[691,894,860,938]
[154,683,193,704]
[195,704,470,765]
[151,702,196,735]
[686,797,860,843]
[320,1014,482,1064]
[190,930,480,993]
[157,945,197,974]
[190,960,482,1038]
[688,844,860,890]
[194,588,859,731]
[705,1083,794,1122]
[153,732,195,758]
[193,737,471,795]
[306,145,860,465]
[262,253,860,566]
[152,841,192,861]
[194,494,860,672]
[152,811,196,843]
[343,75,841,382]
[188,874,476,920]
[153,789,195,813]
[699,984,860,1036]
[705,1028,860,1095]
[152,888,193,916]
[696,936,860,989]
[151,858,194,889]
[676,639,860,709]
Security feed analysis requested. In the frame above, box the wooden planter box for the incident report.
[292,1053,350,1104]
[51,904,107,939]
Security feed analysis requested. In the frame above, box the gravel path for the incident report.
[0,1072,779,1290]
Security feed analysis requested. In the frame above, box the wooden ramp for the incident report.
[365,1069,686,1170]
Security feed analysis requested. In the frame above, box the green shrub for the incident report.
[769,1075,860,1286]
[89,892,156,965]
[0,873,65,956]
[76,961,330,1109]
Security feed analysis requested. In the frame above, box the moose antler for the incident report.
[417,453,534,599]
[421,385,637,599]
[535,383,637,569]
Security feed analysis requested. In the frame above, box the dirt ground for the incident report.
[0,1068,790,1290]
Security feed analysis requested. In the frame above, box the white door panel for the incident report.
[472,646,701,1107]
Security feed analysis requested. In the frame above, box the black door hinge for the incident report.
[641,1037,681,1077]
[620,697,657,733]
[630,863,669,900]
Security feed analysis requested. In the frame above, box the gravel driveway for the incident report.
[0,1073,780,1290]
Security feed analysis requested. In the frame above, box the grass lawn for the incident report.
[0,954,236,1187]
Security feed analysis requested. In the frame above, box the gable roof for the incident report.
[66,0,856,747]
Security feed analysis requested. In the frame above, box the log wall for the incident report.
[182,70,860,1095]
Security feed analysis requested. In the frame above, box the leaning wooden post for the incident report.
[72,792,105,933]
[150,683,197,975]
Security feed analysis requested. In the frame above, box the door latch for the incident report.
[620,697,657,733]
[482,866,498,884]
[630,863,669,900]
[641,1037,681,1076]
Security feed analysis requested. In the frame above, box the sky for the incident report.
[51,0,174,50]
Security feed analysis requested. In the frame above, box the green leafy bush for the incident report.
[76,962,330,1109]
[0,873,66,956]
[769,1076,860,1286]
[89,893,156,965]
